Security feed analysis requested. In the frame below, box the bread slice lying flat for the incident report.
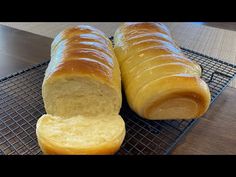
[36,114,125,155]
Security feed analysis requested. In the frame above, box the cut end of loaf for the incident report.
[36,114,126,155]
[42,75,121,118]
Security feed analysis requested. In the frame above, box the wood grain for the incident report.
[205,22,236,31]
[0,24,235,154]
[172,86,236,154]
[164,22,236,88]
[0,22,122,38]
[0,25,52,78]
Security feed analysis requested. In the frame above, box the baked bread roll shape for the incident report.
[114,22,211,120]
[43,25,121,118]
[36,25,125,154]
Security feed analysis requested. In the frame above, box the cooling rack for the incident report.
[0,48,236,155]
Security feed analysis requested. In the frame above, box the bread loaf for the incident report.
[43,25,121,118]
[36,25,125,154]
[114,22,211,120]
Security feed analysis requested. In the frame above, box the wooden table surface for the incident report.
[0,25,51,78]
[0,24,235,154]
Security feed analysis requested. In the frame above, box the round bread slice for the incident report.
[36,114,126,155]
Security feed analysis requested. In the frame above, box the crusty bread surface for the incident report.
[114,22,211,120]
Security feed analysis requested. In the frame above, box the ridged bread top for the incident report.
[44,25,120,93]
[114,22,202,85]
[114,22,179,61]
[114,22,210,119]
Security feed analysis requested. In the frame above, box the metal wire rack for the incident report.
[0,48,236,155]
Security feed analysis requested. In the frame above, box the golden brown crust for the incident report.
[45,59,113,85]
[121,54,202,78]
[59,48,114,68]
[134,75,211,119]
[55,41,114,58]
[120,22,171,37]
[52,25,112,49]
[51,33,112,54]
[127,32,175,45]
[114,22,211,120]
[44,25,120,93]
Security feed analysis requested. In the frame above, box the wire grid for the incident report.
[0,49,236,155]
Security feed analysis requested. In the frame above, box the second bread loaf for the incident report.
[114,22,211,120]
